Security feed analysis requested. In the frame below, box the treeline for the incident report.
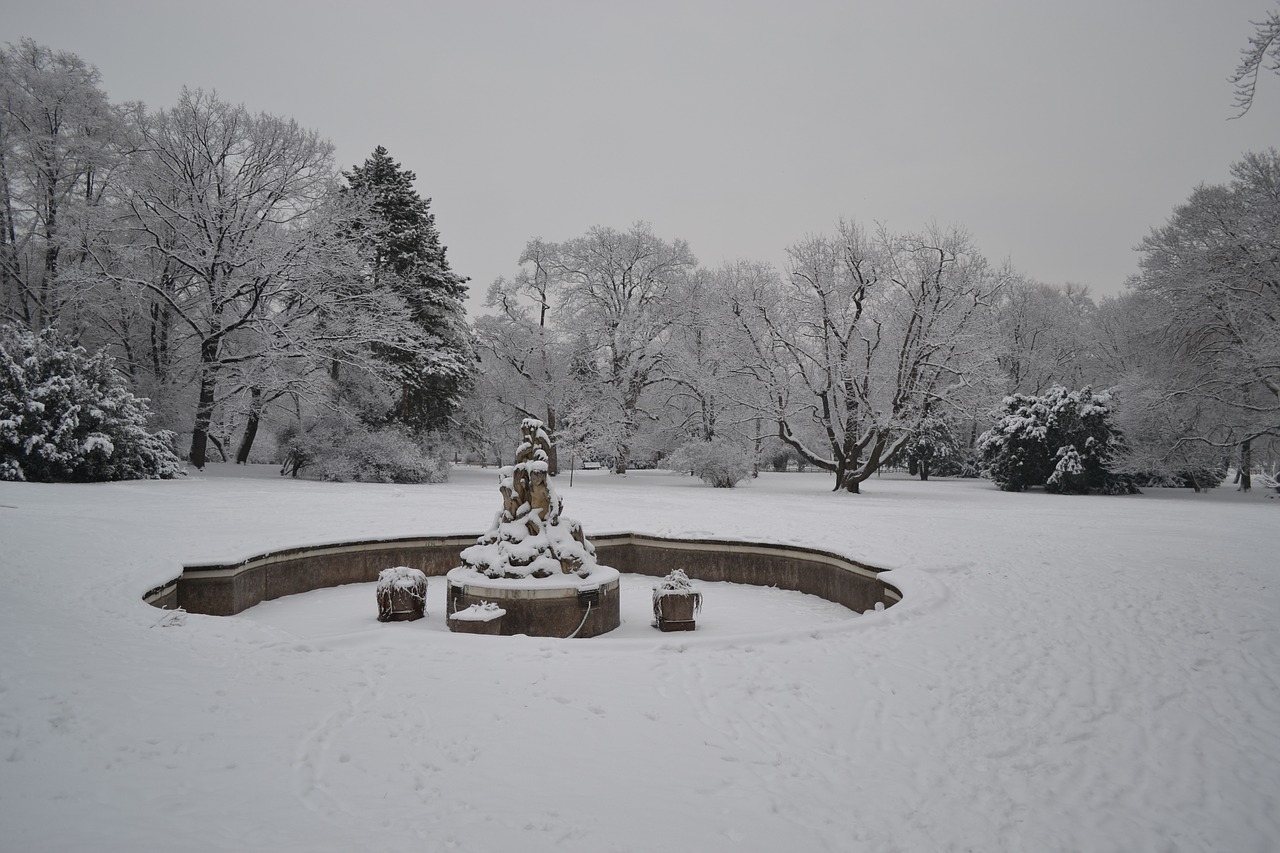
[4,38,1276,492]
[1,40,471,480]
[469,179,1278,493]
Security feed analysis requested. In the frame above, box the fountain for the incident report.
[445,419,621,637]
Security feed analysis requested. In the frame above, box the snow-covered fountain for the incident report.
[445,419,621,637]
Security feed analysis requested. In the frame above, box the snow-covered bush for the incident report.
[276,415,448,483]
[667,439,754,488]
[977,386,1137,495]
[0,327,181,482]
[897,416,976,480]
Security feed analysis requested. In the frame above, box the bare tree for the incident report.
[1131,149,1280,488]
[89,89,363,467]
[1231,10,1280,117]
[496,223,696,473]
[0,39,122,330]
[729,221,1004,493]
[996,278,1098,394]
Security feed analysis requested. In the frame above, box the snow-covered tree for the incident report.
[1130,150,1280,491]
[978,385,1137,494]
[729,221,1004,493]
[1231,10,1280,117]
[476,239,585,474]
[896,414,967,480]
[657,266,756,449]
[341,146,473,433]
[477,223,697,474]
[995,278,1099,395]
[0,325,179,481]
[0,39,123,331]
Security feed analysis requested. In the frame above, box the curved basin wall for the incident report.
[143,533,901,617]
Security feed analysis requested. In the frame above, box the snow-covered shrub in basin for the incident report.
[376,566,428,622]
[0,326,180,482]
[977,385,1137,495]
[668,439,754,488]
[652,569,703,630]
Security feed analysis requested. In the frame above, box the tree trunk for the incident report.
[614,444,629,475]
[1239,438,1252,492]
[919,459,931,481]
[236,387,263,464]
[188,340,220,469]
[546,406,559,476]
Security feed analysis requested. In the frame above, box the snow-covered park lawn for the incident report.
[1,465,1276,852]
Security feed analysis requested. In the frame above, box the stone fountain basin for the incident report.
[145,533,900,629]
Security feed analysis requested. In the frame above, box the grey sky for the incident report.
[7,0,1280,309]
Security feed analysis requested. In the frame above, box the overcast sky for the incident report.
[8,0,1280,310]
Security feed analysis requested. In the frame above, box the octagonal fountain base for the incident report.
[445,565,621,638]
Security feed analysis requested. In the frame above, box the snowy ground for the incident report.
[1,465,1276,852]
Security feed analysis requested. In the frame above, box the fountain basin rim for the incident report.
[446,564,621,598]
[142,531,901,617]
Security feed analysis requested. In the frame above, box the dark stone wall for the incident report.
[158,533,900,619]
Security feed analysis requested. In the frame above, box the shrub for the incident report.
[668,439,754,488]
[978,386,1137,495]
[0,326,180,482]
[276,414,448,483]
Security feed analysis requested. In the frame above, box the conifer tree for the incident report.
[343,147,473,432]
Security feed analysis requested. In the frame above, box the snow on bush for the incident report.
[0,326,180,482]
[896,415,978,480]
[977,385,1137,495]
[277,415,448,484]
[668,439,754,488]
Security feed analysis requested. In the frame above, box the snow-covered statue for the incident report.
[459,418,598,579]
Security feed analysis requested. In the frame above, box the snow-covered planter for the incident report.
[447,602,506,635]
[652,569,703,632]
[376,566,428,622]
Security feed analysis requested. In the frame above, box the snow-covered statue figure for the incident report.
[459,418,598,579]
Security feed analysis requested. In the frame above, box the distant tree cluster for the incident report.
[0,39,473,481]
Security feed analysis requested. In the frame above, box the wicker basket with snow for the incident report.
[376,566,428,622]
[652,569,702,632]
[447,601,506,635]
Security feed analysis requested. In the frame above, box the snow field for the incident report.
[0,466,1276,852]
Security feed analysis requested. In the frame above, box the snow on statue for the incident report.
[455,418,599,580]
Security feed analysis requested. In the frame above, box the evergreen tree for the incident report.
[0,326,180,481]
[977,386,1137,495]
[342,147,474,432]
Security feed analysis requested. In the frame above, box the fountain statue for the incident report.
[446,419,620,636]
